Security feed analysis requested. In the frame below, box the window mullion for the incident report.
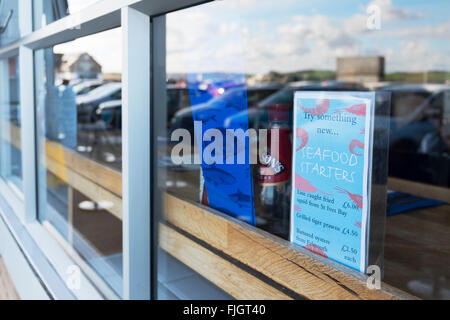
[19,45,37,224]
[121,6,151,300]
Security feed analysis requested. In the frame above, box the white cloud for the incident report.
[344,0,425,35]
[370,0,424,21]
[166,0,448,75]
[386,40,450,72]
[378,20,450,40]
[167,10,249,73]
[251,15,360,72]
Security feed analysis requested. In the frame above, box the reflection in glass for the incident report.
[0,0,20,46]
[34,28,123,298]
[157,0,450,300]
[0,55,22,192]
[33,0,100,30]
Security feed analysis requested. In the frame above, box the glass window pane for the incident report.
[34,28,123,297]
[33,0,100,30]
[0,0,20,46]
[156,0,450,300]
[0,55,22,193]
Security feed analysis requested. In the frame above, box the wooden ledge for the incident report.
[0,257,19,300]
[163,193,417,300]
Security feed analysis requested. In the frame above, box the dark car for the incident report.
[76,82,122,123]
[169,84,282,139]
[167,85,204,123]
[95,99,122,130]
[86,85,209,130]
[380,84,450,186]
[72,79,104,96]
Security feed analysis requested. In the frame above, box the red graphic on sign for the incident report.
[295,174,332,196]
[299,99,330,116]
[304,244,328,258]
[335,103,366,116]
[335,186,363,209]
[296,128,309,152]
[349,139,364,156]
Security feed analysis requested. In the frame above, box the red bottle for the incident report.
[257,104,292,239]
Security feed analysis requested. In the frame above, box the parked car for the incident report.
[78,84,213,131]
[380,84,450,186]
[72,79,104,96]
[169,84,282,139]
[76,82,122,123]
[167,85,201,123]
[95,100,122,130]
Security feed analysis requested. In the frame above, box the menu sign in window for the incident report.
[290,92,374,272]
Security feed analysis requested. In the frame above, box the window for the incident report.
[0,55,22,193]
[154,0,450,300]
[34,28,123,298]
[0,0,448,301]
[33,0,101,30]
[0,0,20,46]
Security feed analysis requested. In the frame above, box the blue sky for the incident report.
[53,0,450,75]
[166,0,450,74]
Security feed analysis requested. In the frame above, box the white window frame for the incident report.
[0,0,209,300]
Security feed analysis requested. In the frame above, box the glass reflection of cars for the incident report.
[75,82,122,169]
[95,100,122,130]
[167,85,195,123]
[224,81,366,130]
[169,84,282,139]
[380,84,450,186]
[76,82,122,123]
[72,79,104,96]
[381,85,449,154]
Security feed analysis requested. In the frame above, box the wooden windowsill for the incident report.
[3,123,426,299]
[0,257,19,300]
[162,193,416,300]
[388,177,450,203]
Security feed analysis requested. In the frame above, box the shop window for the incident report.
[0,55,22,193]
[0,0,20,46]
[155,0,450,300]
[33,0,100,30]
[34,27,123,298]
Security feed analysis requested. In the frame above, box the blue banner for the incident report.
[188,73,256,225]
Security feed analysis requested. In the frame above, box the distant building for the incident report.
[69,53,102,79]
[57,52,103,79]
[337,56,385,83]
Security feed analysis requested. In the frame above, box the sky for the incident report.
[54,0,121,74]
[166,0,450,75]
[53,0,450,75]
[67,0,100,14]
[54,28,122,74]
